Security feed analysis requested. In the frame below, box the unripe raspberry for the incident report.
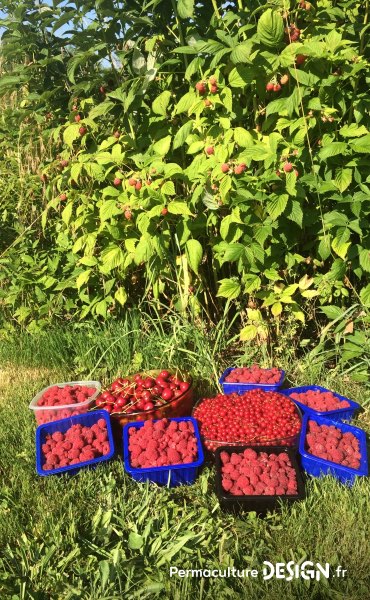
[280,74,289,85]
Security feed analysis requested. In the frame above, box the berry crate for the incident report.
[298,414,368,486]
[30,380,101,425]
[219,367,285,394]
[280,385,360,422]
[215,445,306,514]
[123,417,204,487]
[36,410,115,476]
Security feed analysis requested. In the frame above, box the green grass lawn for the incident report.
[0,315,369,599]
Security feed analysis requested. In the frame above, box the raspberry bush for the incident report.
[0,0,369,339]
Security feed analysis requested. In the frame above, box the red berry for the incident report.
[113,131,120,138]
[161,207,168,216]
[266,82,274,92]
[296,54,306,66]
[234,163,246,175]
[135,181,142,191]
[124,209,132,220]
[283,162,293,173]
[128,177,136,186]
[74,114,81,122]
[79,126,87,136]
[59,193,67,201]
[195,81,206,95]
[205,146,214,155]
[273,84,281,92]
[113,177,121,186]
[221,163,230,173]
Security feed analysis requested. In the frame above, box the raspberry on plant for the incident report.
[59,193,67,201]
[283,162,293,173]
[79,126,87,136]
[135,181,142,191]
[205,146,214,155]
[280,74,289,85]
[221,163,230,173]
[234,163,246,175]
[124,209,132,220]
[195,81,206,95]
[273,83,281,92]
[128,177,136,186]
[209,76,217,85]
[113,177,121,186]
[266,82,274,92]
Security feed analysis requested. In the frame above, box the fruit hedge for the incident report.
[0,0,370,338]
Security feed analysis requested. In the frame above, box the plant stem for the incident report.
[211,0,221,20]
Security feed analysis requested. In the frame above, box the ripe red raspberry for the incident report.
[266,82,274,92]
[283,162,293,173]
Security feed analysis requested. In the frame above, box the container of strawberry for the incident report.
[29,381,101,425]
[280,385,360,422]
[36,409,115,476]
[215,446,306,514]
[299,414,368,486]
[123,417,204,487]
[93,370,193,432]
[193,389,302,454]
[219,365,285,394]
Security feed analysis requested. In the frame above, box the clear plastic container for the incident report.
[29,381,101,425]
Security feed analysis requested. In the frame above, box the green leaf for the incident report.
[240,324,258,341]
[359,247,370,272]
[61,203,73,225]
[222,243,245,263]
[134,235,153,264]
[360,284,370,307]
[320,306,343,320]
[271,302,282,317]
[152,91,171,116]
[89,101,114,120]
[100,200,122,222]
[101,245,125,270]
[230,41,253,64]
[115,287,127,306]
[186,239,203,274]
[153,136,171,156]
[175,91,197,114]
[177,0,194,19]
[168,201,193,215]
[349,134,370,153]
[339,124,368,138]
[228,66,255,88]
[318,236,331,260]
[128,532,144,550]
[332,236,351,260]
[161,181,176,195]
[234,127,254,147]
[63,124,81,148]
[76,270,91,289]
[334,168,352,193]
[173,121,193,149]
[318,142,347,160]
[217,278,241,299]
[266,194,288,220]
[257,9,284,48]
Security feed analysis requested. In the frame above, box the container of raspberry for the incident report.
[123,417,204,487]
[36,409,115,476]
[29,381,101,425]
[215,445,306,514]
[299,414,368,486]
[280,385,360,423]
[219,366,285,394]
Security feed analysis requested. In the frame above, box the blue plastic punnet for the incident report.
[299,413,368,486]
[36,409,115,476]
[280,385,360,422]
[123,417,204,487]
[219,367,285,394]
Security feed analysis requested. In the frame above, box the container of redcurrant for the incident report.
[193,389,302,454]
[93,370,194,433]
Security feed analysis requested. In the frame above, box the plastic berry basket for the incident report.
[36,409,115,476]
[280,385,360,423]
[122,417,204,487]
[219,367,285,394]
[298,414,368,486]
[215,445,306,514]
[30,380,101,425]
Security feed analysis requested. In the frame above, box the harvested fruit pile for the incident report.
[194,390,301,450]
[220,449,298,496]
[128,418,198,468]
[305,420,361,469]
[290,390,350,412]
[36,384,97,424]
[38,384,97,407]
[225,365,281,384]
[40,419,110,471]
[96,370,191,415]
